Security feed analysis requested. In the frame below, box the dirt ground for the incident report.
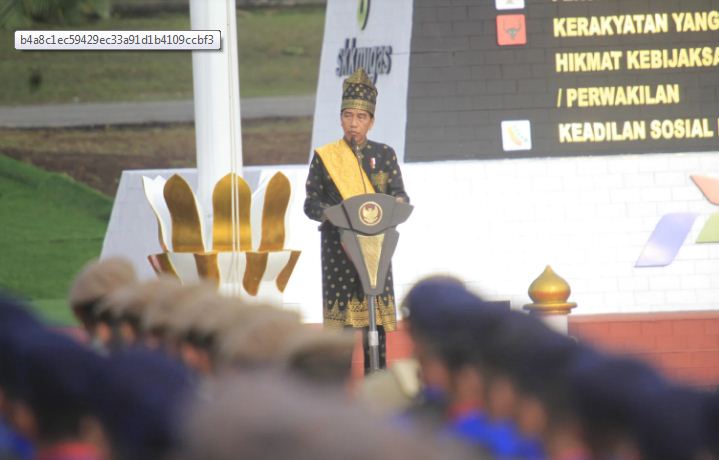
[0,117,312,196]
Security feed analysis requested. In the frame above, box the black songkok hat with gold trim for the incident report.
[341,68,377,115]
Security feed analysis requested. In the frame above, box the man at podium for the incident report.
[304,68,409,373]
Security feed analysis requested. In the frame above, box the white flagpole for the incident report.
[189,0,243,251]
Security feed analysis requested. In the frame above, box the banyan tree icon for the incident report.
[142,172,301,302]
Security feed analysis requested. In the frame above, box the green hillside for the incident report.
[0,154,112,324]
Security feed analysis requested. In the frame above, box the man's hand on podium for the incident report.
[395,196,406,203]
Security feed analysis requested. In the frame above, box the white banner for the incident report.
[311,0,414,162]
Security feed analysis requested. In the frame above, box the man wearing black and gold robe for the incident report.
[304,68,409,373]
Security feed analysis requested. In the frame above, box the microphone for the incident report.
[349,136,360,155]
[349,136,369,194]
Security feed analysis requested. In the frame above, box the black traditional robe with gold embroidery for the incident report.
[304,139,409,332]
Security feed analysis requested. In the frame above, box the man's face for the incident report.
[341,108,374,145]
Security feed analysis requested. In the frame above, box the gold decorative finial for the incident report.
[523,265,577,316]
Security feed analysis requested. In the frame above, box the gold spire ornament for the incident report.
[523,266,577,316]
[341,68,378,115]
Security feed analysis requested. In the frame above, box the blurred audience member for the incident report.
[93,280,167,349]
[3,260,719,460]
[217,307,302,370]
[94,350,195,460]
[0,294,43,460]
[280,326,355,388]
[5,330,107,460]
[164,289,231,375]
[175,373,473,460]
[357,359,421,415]
[68,257,137,349]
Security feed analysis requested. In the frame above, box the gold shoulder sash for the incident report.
[315,139,374,200]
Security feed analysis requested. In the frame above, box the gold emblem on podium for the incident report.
[359,201,382,226]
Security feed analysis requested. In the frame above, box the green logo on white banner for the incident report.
[358,0,370,30]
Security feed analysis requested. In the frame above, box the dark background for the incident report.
[405,0,719,161]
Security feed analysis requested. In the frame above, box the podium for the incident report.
[324,193,413,373]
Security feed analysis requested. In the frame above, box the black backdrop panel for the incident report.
[405,0,719,161]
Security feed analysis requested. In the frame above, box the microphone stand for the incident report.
[350,137,379,372]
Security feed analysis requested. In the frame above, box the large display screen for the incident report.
[404,0,719,161]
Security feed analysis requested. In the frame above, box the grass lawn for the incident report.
[0,154,113,325]
[1,7,324,105]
